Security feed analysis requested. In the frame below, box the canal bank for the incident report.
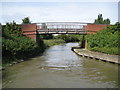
[72,47,120,64]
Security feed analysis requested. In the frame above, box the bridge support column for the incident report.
[81,35,87,49]
[36,34,41,45]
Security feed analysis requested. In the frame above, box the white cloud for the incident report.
[1,2,118,24]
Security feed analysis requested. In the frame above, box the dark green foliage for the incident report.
[94,14,110,24]
[86,23,119,55]
[22,17,31,24]
[54,34,80,42]
[2,21,22,37]
[54,34,69,42]
[2,22,41,64]
[103,18,111,25]
[94,14,103,24]
[39,34,54,39]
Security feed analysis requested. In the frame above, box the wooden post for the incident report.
[81,35,85,48]
[85,40,87,50]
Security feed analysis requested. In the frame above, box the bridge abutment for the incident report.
[21,23,41,44]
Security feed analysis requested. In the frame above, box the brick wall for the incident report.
[84,24,110,34]
[21,23,37,32]
[21,23,37,41]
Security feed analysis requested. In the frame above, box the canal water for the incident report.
[2,43,119,88]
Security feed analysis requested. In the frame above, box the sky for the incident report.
[0,0,119,24]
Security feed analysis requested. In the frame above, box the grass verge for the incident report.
[89,47,119,55]
[44,39,65,47]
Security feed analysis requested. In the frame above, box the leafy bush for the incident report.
[85,22,119,55]
[2,22,42,64]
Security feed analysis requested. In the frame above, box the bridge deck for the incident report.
[37,29,86,34]
[22,29,96,35]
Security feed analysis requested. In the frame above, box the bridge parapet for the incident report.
[36,22,87,34]
[84,23,110,34]
[37,22,87,30]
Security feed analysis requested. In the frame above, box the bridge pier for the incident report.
[81,35,85,48]
[81,35,87,49]
[36,34,40,44]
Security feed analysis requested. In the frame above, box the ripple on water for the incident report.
[3,43,119,88]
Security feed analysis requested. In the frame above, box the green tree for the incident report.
[103,18,110,24]
[94,14,103,24]
[22,17,31,24]
[94,14,111,24]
